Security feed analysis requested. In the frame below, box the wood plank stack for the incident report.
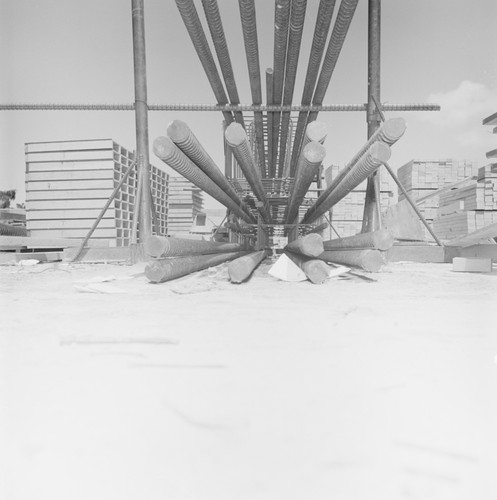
[326,164,395,237]
[397,159,480,239]
[166,176,204,236]
[25,139,169,247]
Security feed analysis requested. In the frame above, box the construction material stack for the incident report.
[25,139,168,246]
[167,176,204,237]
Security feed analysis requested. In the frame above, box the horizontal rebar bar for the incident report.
[0,103,441,112]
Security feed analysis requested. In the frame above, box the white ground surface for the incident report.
[1,259,497,500]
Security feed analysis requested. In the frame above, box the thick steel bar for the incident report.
[145,235,247,258]
[224,122,271,222]
[302,142,391,224]
[201,0,244,127]
[71,160,135,262]
[318,249,384,272]
[153,136,256,224]
[323,229,394,251]
[0,103,441,112]
[238,0,266,175]
[285,233,324,257]
[304,222,329,235]
[362,0,382,232]
[312,117,405,217]
[266,68,275,177]
[285,251,331,284]
[167,119,251,214]
[289,0,336,176]
[277,0,308,176]
[307,0,360,126]
[271,0,291,175]
[131,0,151,242]
[174,0,233,124]
[228,249,267,283]
[382,161,443,246]
[145,251,248,283]
[285,141,326,224]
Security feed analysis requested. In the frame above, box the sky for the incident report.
[1,0,496,207]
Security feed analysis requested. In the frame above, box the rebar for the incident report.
[225,122,271,222]
[289,0,337,176]
[174,0,233,124]
[228,249,267,283]
[285,141,326,224]
[145,235,247,258]
[167,119,250,212]
[277,0,308,176]
[153,136,256,224]
[318,248,384,272]
[266,68,275,177]
[271,0,291,173]
[323,229,394,251]
[285,233,324,257]
[238,0,266,176]
[285,251,331,284]
[145,251,248,283]
[307,0,360,125]
[302,142,391,224]
[201,0,244,127]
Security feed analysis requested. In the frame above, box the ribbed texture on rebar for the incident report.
[323,229,394,251]
[317,249,384,272]
[238,0,266,176]
[285,233,324,257]
[302,142,391,224]
[201,0,244,127]
[228,249,267,283]
[289,0,336,176]
[271,0,291,172]
[307,0,359,125]
[145,251,248,283]
[286,141,326,224]
[175,0,233,124]
[225,123,270,223]
[153,136,255,223]
[167,119,248,211]
[277,0,308,176]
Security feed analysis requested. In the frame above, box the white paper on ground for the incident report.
[268,253,307,282]
[328,265,350,278]
[74,283,127,294]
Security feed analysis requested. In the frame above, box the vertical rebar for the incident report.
[266,68,275,177]
[238,0,266,176]
[132,0,151,242]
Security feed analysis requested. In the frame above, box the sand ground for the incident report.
[1,259,497,500]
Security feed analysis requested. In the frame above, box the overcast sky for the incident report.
[1,0,496,205]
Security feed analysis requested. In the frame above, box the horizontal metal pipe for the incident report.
[318,248,384,272]
[145,251,248,283]
[228,249,267,283]
[285,233,324,257]
[278,0,308,176]
[323,229,394,251]
[285,141,326,224]
[145,235,248,258]
[201,0,244,127]
[167,119,250,212]
[0,103,441,112]
[302,142,391,224]
[224,122,271,222]
[266,68,275,178]
[153,136,256,224]
[289,0,336,176]
[238,0,266,175]
[174,0,233,124]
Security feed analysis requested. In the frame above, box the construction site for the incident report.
[1,1,497,499]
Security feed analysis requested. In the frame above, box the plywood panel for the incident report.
[26,160,116,172]
[27,199,115,210]
[26,170,115,181]
[27,208,116,220]
[27,219,116,230]
[25,139,114,153]
[29,228,118,239]
[26,188,114,201]
[26,179,114,191]
[25,150,115,162]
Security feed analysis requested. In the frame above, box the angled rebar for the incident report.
[238,0,266,176]
[201,0,245,127]
[175,0,233,124]
[277,0,308,176]
[289,0,337,177]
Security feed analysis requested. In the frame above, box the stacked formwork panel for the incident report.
[396,159,480,238]
[25,139,168,246]
[326,164,395,237]
[167,176,204,236]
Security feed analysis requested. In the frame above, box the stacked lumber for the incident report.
[433,164,497,240]
[25,139,169,247]
[326,164,395,237]
[167,176,204,236]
